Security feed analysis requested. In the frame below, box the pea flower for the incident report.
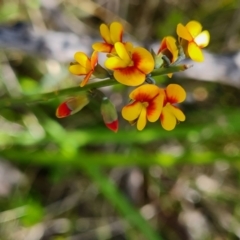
[100,97,118,132]
[69,51,98,87]
[105,42,155,86]
[157,36,178,65]
[155,36,179,77]
[177,20,210,62]
[122,84,164,131]
[92,22,125,53]
[160,84,186,131]
[56,94,89,118]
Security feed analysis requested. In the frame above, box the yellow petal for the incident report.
[194,30,210,48]
[132,47,154,74]
[168,105,186,122]
[160,105,177,131]
[166,36,178,62]
[188,42,204,62]
[74,52,91,71]
[122,101,142,121]
[114,68,145,86]
[105,56,129,70]
[100,23,112,44]
[125,42,134,52]
[80,71,92,87]
[130,84,160,101]
[69,64,88,75]
[92,42,113,53]
[186,21,202,38]
[147,92,164,122]
[137,106,147,131]
[110,22,123,43]
[176,23,192,41]
[115,42,132,64]
[166,84,186,103]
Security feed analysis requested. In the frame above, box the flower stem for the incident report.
[0,65,189,108]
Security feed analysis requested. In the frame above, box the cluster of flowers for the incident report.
[56,21,210,132]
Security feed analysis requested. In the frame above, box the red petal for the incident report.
[56,102,71,118]
[105,120,118,133]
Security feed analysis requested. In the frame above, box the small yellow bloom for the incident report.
[177,20,210,62]
[122,85,164,131]
[157,36,179,77]
[105,42,154,86]
[92,22,126,53]
[160,84,186,131]
[69,51,98,87]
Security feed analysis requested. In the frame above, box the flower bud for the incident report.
[100,97,118,132]
[93,64,110,79]
[56,94,89,118]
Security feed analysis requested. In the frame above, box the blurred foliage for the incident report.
[0,0,240,240]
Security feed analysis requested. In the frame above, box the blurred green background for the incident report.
[0,0,240,239]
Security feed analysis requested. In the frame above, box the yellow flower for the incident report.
[177,20,210,62]
[92,22,125,53]
[157,36,179,77]
[160,84,186,131]
[157,36,178,64]
[69,51,98,87]
[122,85,164,131]
[105,42,154,86]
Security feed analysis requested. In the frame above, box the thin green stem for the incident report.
[0,65,189,108]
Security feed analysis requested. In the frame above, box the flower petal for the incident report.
[115,42,132,64]
[194,30,210,48]
[74,52,91,70]
[90,51,98,69]
[166,36,178,62]
[69,64,89,75]
[158,37,167,54]
[113,67,146,86]
[100,23,112,44]
[137,106,147,131]
[80,71,93,87]
[122,101,142,121]
[168,105,186,121]
[177,23,192,41]
[166,84,186,103]
[105,56,129,69]
[110,22,123,43]
[188,42,204,62]
[186,21,202,38]
[132,47,154,74]
[147,92,164,122]
[130,84,160,101]
[160,105,177,131]
[92,42,113,53]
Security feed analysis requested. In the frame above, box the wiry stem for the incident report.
[0,65,190,108]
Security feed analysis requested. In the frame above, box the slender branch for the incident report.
[0,65,188,108]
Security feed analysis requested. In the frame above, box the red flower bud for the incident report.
[100,97,118,132]
[56,94,89,118]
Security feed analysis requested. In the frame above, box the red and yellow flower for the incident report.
[157,36,178,64]
[177,20,210,62]
[156,36,179,77]
[92,22,126,53]
[105,42,154,86]
[160,84,186,131]
[122,84,164,131]
[69,51,98,87]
